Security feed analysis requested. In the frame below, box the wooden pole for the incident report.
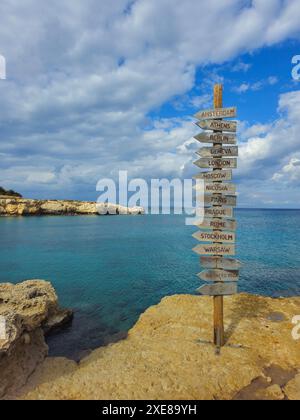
[213,84,225,351]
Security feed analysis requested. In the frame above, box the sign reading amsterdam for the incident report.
[191,83,241,351]
[194,107,237,120]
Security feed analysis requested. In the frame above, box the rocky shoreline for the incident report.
[0,196,144,216]
[1,280,299,400]
[0,280,73,398]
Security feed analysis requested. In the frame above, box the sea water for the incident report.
[0,209,299,358]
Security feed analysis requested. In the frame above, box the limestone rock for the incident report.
[255,385,285,401]
[284,374,300,400]
[0,280,73,398]
[0,197,144,216]
[17,293,300,400]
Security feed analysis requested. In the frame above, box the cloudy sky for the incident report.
[1,0,300,207]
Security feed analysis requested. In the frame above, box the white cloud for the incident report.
[0,0,300,201]
[233,76,279,93]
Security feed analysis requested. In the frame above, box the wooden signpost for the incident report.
[192,84,241,353]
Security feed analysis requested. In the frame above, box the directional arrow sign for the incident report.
[194,158,237,169]
[193,244,235,256]
[200,182,236,194]
[200,194,237,207]
[193,230,236,243]
[198,269,239,283]
[200,256,242,270]
[197,120,237,132]
[194,132,237,144]
[194,107,237,120]
[193,170,232,181]
[197,283,237,296]
[196,146,238,158]
[194,218,237,231]
[204,207,233,218]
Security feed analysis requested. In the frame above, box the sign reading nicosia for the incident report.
[194,107,237,120]
[203,182,236,194]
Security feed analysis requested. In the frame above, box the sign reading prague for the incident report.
[191,84,241,351]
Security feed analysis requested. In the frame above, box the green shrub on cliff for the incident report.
[0,186,22,198]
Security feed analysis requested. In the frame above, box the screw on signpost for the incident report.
[213,84,224,354]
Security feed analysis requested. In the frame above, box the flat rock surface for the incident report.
[17,293,300,400]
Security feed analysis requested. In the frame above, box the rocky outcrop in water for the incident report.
[0,197,144,216]
[11,292,300,400]
[0,280,72,398]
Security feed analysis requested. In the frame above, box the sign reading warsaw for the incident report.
[196,119,237,132]
[193,244,235,256]
[194,107,237,120]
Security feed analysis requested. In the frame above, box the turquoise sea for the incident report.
[1,209,300,359]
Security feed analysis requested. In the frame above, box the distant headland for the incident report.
[0,194,144,216]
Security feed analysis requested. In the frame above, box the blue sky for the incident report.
[1,0,300,208]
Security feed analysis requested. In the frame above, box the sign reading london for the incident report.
[191,84,241,351]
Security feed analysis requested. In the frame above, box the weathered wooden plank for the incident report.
[193,230,236,243]
[194,107,237,120]
[193,243,235,256]
[194,158,237,169]
[198,269,239,283]
[194,132,237,144]
[204,207,233,218]
[193,170,232,181]
[200,256,242,270]
[194,218,236,231]
[196,146,238,158]
[200,194,237,207]
[196,119,237,132]
[196,283,237,296]
[199,182,236,194]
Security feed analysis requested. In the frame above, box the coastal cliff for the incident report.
[0,280,72,398]
[2,283,299,400]
[0,196,144,216]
